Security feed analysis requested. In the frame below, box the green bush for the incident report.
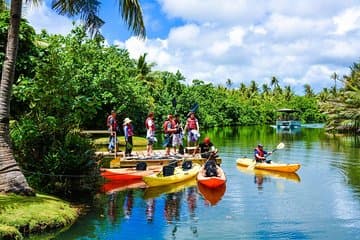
[11,118,100,200]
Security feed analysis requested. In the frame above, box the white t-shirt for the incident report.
[146,119,155,138]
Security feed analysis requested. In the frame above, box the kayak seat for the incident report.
[182,160,192,170]
[136,162,147,171]
[163,165,175,176]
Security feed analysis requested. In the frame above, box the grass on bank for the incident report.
[93,136,147,146]
[0,193,78,239]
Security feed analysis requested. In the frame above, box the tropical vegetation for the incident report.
[0,0,145,196]
[319,63,360,134]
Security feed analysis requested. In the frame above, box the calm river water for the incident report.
[56,126,360,240]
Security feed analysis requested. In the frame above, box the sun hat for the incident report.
[258,144,263,148]
[123,117,132,125]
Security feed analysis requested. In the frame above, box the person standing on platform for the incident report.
[123,118,134,157]
[163,115,177,156]
[145,112,156,156]
[172,114,184,155]
[107,110,118,153]
[184,112,200,155]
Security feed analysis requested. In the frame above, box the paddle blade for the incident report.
[190,103,199,113]
[277,142,285,150]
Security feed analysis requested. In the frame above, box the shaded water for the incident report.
[56,126,360,240]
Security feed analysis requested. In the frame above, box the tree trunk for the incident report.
[0,0,34,195]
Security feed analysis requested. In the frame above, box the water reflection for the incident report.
[197,183,226,206]
[145,198,155,223]
[56,126,360,240]
[237,165,301,191]
[143,178,197,199]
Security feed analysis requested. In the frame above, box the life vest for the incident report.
[187,117,198,130]
[107,115,118,130]
[124,124,134,137]
[145,117,155,131]
[163,120,170,133]
[163,120,175,134]
[254,147,265,160]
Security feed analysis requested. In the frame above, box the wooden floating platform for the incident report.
[96,150,222,168]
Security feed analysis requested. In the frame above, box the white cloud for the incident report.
[23,2,75,35]
[23,0,360,94]
[333,6,360,35]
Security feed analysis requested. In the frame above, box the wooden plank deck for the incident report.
[96,149,222,168]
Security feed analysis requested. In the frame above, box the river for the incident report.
[56,126,360,240]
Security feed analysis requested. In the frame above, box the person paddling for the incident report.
[254,144,272,163]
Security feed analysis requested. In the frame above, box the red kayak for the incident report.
[101,166,162,181]
[197,165,226,188]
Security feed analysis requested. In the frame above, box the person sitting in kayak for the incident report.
[254,144,272,163]
[202,159,220,177]
[199,137,218,159]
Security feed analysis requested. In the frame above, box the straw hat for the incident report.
[123,117,132,125]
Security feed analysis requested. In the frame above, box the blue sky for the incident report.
[23,0,360,94]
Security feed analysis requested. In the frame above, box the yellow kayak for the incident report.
[143,163,201,187]
[236,158,301,173]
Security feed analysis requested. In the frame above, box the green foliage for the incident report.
[10,117,100,199]
[319,61,360,134]
[0,11,38,81]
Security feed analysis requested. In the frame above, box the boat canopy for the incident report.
[277,108,300,113]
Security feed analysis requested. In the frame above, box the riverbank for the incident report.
[0,193,78,239]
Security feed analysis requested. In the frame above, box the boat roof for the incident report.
[277,108,299,113]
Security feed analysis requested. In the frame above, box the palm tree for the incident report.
[261,83,270,95]
[284,85,293,101]
[270,76,279,90]
[136,53,157,93]
[0,0,145,195]
[304,84,315,97]
[330,72,339,95]
[226,78,233,89]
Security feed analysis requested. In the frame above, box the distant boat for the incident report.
[276,109,301,130]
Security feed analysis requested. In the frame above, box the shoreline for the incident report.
[0,193,79,239]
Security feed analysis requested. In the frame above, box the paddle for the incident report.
[248,142,285,170]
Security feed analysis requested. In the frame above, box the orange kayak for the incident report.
[197,166,226,188]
